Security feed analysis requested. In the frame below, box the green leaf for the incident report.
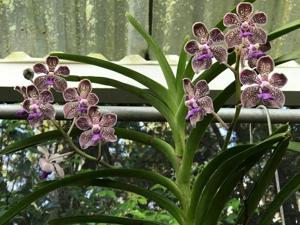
[0,169,182,225]
[49,215,165,225]
[0,130,60,156]
[175,35,189,100]
[50,53,171,105]
[188,144,253,220]
[257,170,300,225]
[288,141,300,153]
[126,13,176,94]
[66,75,175,123]
[115,128,177,169]
[268,19,300,41]
[274,52,300,65]
[194,133,287,225]
[203,139,285,225]
[237,137,290,225]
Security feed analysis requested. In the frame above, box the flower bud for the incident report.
[23,68,34,81]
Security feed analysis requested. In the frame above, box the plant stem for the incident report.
[67,118,76,136]
[221,54,241,150]
[51,120,114,169]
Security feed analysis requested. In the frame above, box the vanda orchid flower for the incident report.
[223,2,267,48]
[33,56,70,92]
[242,41,271,68]
[184,22,228,73]
[38,146,72,179]
[75,106,117,149]
[15,85,55,128]
[63,79,99,119]
[240,56,287,108]
[183,78,214,127]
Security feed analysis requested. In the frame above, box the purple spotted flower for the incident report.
[33,56,70,92]
[223,2,267,48]
[240,56,287,108]
[63,79,99,119]
[183,78,214,127]
[38,146,70,179]
[75,106,117,149]
[241,42,271,68]
[184,22,228,73]
[15,85,55,127]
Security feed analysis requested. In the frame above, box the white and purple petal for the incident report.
[86,92,99,105]
[261,84,285,108]
[210,45,228,63]
[100,127,117,142]
[99,113,117,127]
[251,11,267,25]
[26,85,39,99]
[63,88,79,102]
[248,27,267,45]
[33,75,49,92]
[87,106,102,124]
[237,2,253,19]
[79,129,94,149]
[192,22,209,44]
[225,28,242,48]
[33,63,48,74]
[76,116,91,130]
[269,73,287,88]
[240,69,258,85]
[256,56,274,75]
[241,85,260,108]
[184,40,200,55]
[194,80,210,99]
[63,102,79,119]
[40,103,56,120]
[182,79,195,98]
[209,28,225,43]
[39,90,54,103]
[46,56,59,72]
[223,13,240,27]
[55,66,70,77]
[53,76,67,92]
[78,79,92,99]
[192,53,213,73]
[197,96,214,113]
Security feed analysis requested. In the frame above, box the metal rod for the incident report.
[0,104,300,123]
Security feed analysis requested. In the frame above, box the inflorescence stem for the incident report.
[51,120,114,169]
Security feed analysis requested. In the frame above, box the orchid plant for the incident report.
[1,1,300,225]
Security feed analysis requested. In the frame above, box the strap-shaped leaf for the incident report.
[257,170,300,225]
[49,215,165,225]
[0,169,182,225]
[175,35,189,100]
[205,137,289,225]
[50,53,172,106]
[268,19,300,41]
[237,137,290,224]
[288,141,300,153]
[0,130,60,156]
[115,128,176,169]
[188,144,253,219]
[66,75,175,123]
[194,133,288,225]
[274,51,300,65]
[126,13,176,94]
[0,127,177,170]
[202,139,286,225]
